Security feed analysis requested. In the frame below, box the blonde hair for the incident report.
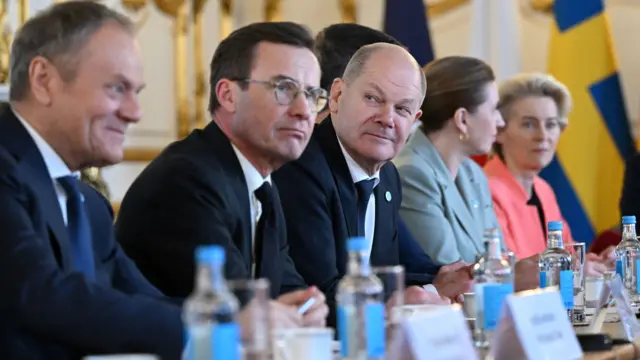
[498,72,572,129]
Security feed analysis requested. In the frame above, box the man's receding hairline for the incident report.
[342,43,426,102]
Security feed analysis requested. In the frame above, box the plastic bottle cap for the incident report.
[346,237,367,252]
[547,221,563,231]
[196,245,225,265]
[622,215,636,225]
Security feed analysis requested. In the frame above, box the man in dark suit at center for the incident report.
[310,24,474,296]
[273,38,472,328]
[115,21,328,328]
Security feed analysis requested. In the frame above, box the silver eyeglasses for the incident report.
[233,77,328,113]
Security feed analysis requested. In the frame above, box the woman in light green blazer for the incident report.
[393,56,505,264]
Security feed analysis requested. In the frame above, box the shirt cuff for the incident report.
[423,284,439,295]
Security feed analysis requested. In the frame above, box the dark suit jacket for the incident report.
[0,108,182,360]
[272,119,435,327]
[621,152,640,220]
[115,121,307,300]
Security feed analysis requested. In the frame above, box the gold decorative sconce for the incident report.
[154,0,191,139]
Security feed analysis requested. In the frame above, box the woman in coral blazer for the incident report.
[485,73,614,271]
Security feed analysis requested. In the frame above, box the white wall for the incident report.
[88,0,640,203]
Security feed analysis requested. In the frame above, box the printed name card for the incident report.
[490,287,583,360]
[389,304,477,360]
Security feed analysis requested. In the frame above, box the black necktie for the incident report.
[355,179,376,238]
[57,176,96,279]
[254,182,276,279]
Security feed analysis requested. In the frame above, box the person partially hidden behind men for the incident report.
[0,2,186,358]
[115,21,328,327]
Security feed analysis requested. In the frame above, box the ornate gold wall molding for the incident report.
[123,147,163,161]
[153,0,191,139]
[426,0,469,18]
[0,0,11,84]
[264,0,281,22]
[338,0,356,23]
[220,0,232,38]
[122,0,151,31]
[529,0,553,13]
[18,0,28,25]
[193,0,207,129]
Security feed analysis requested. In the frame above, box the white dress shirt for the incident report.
[14,108,79,225]
[231,144,271,276]
[337,138,380,257]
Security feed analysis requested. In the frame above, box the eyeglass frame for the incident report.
[230,76,328,113]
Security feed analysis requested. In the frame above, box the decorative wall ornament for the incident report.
[264,0,281,22]
[338,0,356,23]
[121,0,151,31]
[153,0,191,138]
[192,0,207,129]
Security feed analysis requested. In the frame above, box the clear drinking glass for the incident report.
[227,278,270,360]
[565,242,586,324]
[372,265,405,324]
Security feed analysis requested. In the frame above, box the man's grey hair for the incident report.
[342,43,427,104]
[9,0,135,101]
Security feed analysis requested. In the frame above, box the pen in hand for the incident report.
[297,297,316,315]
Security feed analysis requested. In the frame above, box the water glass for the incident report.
[227,278,270,358]
[272,328,334,360]
[372,265,405,324]
[565,242,586,324]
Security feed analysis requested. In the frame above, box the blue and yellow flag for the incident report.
[383,0,434,67]
[541,0,636,245]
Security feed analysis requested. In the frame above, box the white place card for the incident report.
[388,304,477,360]
[490,287,583,360]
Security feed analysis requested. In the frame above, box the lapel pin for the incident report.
[472,199,479,208]
[385,191,392,202]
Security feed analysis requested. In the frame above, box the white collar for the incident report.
[337,136,380,187]
[13,106,79,180]
[231,144,271,193]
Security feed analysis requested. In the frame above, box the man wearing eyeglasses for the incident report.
[115,22,329,328]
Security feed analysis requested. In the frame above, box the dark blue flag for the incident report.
[383,0,435,66]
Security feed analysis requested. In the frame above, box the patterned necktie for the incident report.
[355,179,376,238]
[57,176,96,279]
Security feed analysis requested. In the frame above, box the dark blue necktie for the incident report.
[58,176,96,279]
[355,179,376,238]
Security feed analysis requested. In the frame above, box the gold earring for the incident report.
[459,132,468,141]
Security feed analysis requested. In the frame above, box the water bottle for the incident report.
[183,245,240,360]
[615,215,640,306]
[538,221,573,321]
[473,230,513,348]
[336,237,386,360]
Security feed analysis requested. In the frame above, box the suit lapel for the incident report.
[315,120,359,238]
[201,122,253,272]
[0,108,73,268]
[412,131,481,250]
[450,174,482,252]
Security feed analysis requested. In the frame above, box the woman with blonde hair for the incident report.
[484,73,613,269]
